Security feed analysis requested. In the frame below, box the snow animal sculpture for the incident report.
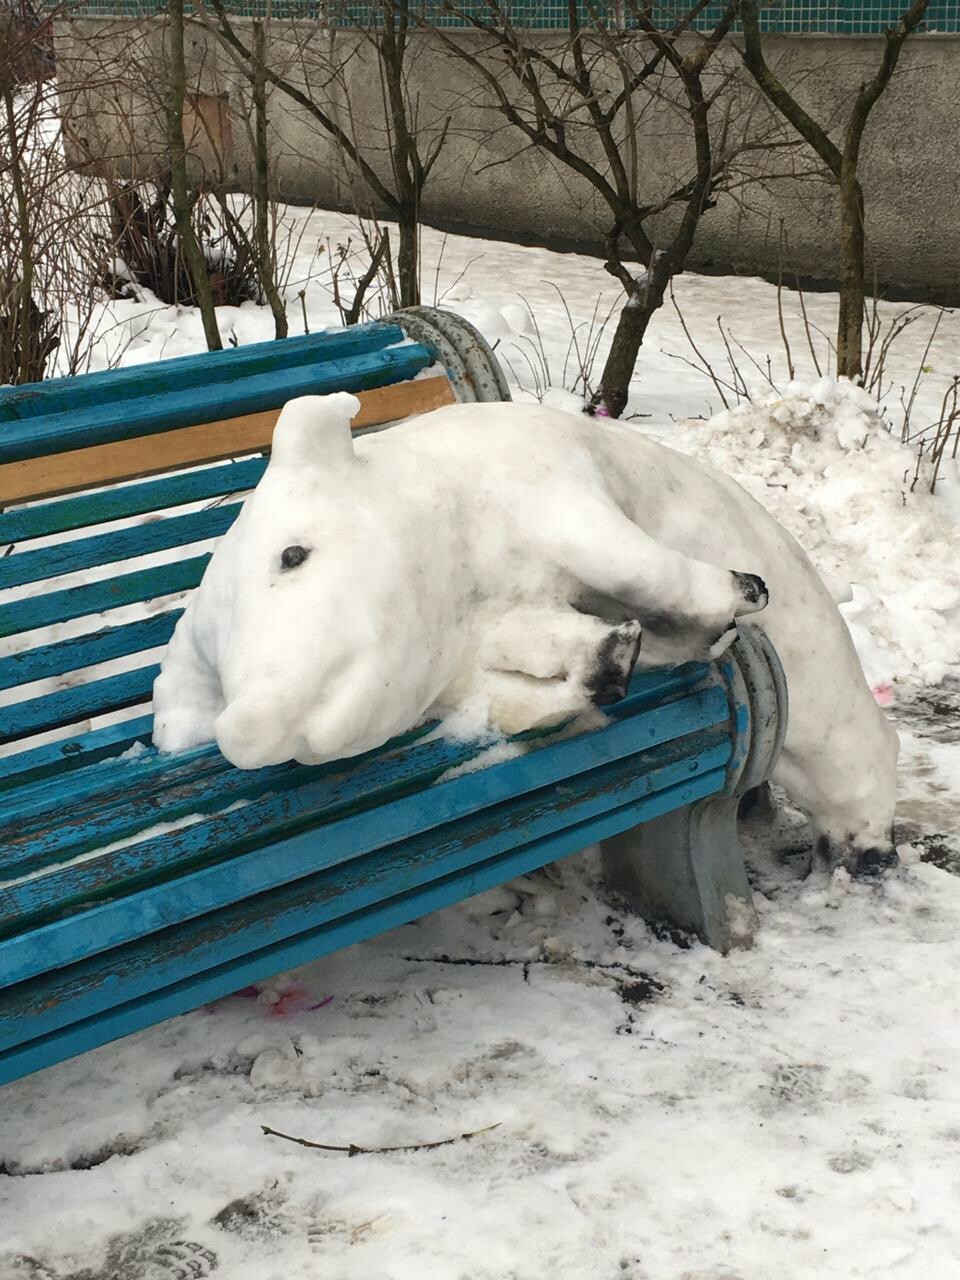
[153,393,899,874]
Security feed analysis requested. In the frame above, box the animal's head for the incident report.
[806,712,901,878]
[200,393,456,768]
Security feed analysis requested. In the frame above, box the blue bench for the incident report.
[0,308,787,1087]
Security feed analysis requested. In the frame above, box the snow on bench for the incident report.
[0,307,786,1087]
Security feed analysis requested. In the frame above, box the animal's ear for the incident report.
[270,393,360,472]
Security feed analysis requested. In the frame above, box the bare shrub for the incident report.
[738,0,931,381]
[666,277,959,496]
[98,177,296,313]
[0,9,120,383]
[423,0,805,417]
[496,287,619,405]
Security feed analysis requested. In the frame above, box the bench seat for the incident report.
[0,660,743,1086]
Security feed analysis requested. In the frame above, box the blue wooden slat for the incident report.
[0,687,728,898]
[0,661,701,800]
[0,722,442,881]
[0,738,229,841]
[0,325,405,420]
[0,702,729,978]
[0,666,712,876]
[0,611,182,692]
[0,766,725,1086]
[0,760,727,1072]
[0,664,160,746]
[0,720,440,860]
[0,736,417,888]
[0,504,240,591]
[0,554,209,638]
[0,663,710,888]
[0,347,433,464]
[0,715,155,792]
[0,749,303,885]
[607,661,709,718]
[0,458,266,547]
[0,749,728,1042]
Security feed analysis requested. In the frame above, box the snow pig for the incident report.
[153,392,898,874]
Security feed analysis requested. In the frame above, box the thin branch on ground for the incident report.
[261,1121,502,1157]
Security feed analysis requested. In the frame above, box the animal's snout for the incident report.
[216,695,296,769]
[852,846,900,878]
[815,834,900,878]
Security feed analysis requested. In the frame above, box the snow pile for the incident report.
[668,378,960,688]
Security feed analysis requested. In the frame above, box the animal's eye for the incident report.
[280,544,311,572]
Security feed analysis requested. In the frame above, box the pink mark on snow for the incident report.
[872,682,895,707]
[593,404,611,418]
[269,991,334,1020]
[218,986,334,1018]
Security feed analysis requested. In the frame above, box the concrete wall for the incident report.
[54,19,960,303]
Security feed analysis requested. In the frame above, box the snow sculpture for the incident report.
[154,392,898,872]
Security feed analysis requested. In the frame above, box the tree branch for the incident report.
[261,1121,501,1157]
[844,0,929,170]
[202,0,401,212]
[738,0,843,177]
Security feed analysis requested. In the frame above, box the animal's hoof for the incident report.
[732,571,769,614]
[593,682,629,706]
[587,620,641,707]
[853,846,900,878]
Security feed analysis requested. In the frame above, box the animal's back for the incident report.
[392,401,898,860]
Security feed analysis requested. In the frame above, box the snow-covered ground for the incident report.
[1,210,959,1280]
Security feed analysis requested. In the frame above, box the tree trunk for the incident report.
[165,0,222,352]
[252,21,287,339]
[379,4,421,308]
[3,82,37,383]
[837,166,866,381]
[594,295,659,418]
[396,206,420,308]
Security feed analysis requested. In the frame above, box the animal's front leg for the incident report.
[543,498,768,654]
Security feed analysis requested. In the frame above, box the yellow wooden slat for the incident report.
[0,376,456,506]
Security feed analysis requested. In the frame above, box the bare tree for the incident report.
[58,7,298,341]
[165,0,222,349]
[204,0,449,308]
[2,2,58,383]
[248,18,288,337]
[426,0,798,417]
[738,0,930,382]
[184,14,292,337]
[0,2,120,383]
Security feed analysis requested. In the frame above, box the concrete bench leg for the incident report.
[602,623,788,954]
[601,794,757,952]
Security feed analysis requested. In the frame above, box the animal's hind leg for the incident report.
[541,496,768,653]
[478,607,642,703]
[453,607,642,736]
[478,670,593,736]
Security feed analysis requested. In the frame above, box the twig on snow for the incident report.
[261,1121,501,1157]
